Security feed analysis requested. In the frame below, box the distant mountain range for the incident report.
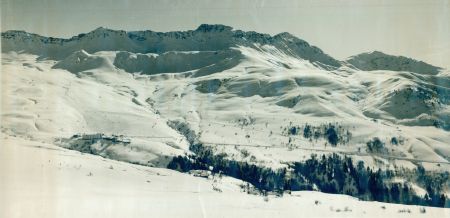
[1,24,442,74]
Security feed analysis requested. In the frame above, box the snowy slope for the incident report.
[1,52,191,167]
[2,134,448,218]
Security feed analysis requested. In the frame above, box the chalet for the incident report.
[188,170,211,178]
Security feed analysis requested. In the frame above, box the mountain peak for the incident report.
[273,32,311,46]
[1,30,36,38]
[274,32,296,39]
[195,24,233,32]
[87,26,119,34]
[367,50,385,55]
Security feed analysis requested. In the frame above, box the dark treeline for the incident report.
[292,154,447,207]
[168,143,448,208]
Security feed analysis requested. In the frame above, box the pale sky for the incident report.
[2,0,449,68]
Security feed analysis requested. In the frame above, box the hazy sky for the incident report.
[2,0,449,68]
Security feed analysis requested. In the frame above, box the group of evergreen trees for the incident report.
[366,137,387,153]
[283,123,351,146]
[291,154,447,207]
[169,144,288,192]
[168,143,448,207]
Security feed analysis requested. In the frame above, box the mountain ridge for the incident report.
[2,24,444,74]
[1,24,340,68]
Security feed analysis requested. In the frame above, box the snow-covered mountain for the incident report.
[346,51,441,75]
[1,24,450,215]
[2,23,450,166]
[2,24,341,69]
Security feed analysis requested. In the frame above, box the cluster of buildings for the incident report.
[71,133,131,144]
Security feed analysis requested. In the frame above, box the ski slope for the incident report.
[1,134,448,218]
